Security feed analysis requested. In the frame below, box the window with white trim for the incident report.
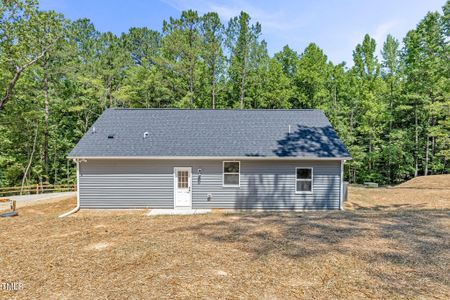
[223,161,240,187]
[296,167,313,193]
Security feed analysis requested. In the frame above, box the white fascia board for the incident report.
[68,156,352,161]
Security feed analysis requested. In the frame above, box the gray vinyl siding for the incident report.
[79,159,342,210]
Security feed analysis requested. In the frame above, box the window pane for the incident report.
[297,168,311,179]
[177,171,188,188]
[224,162,239,173]
[296,180,312,192]
[224,174,239,185]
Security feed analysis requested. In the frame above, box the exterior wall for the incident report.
[79,159,342,210]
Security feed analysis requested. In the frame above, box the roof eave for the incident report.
[67,155,352,161]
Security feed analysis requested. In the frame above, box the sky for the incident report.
[39,0,446,65]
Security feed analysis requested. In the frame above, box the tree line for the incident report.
[0,0,449,187]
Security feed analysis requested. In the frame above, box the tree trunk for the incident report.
[431,136,436,156]
[239,56,247,109]
[108,78,113,107]
[21,125,39,195]
[348,167,352,183]
[240,70,246,109]
[211,64,216,109]
[189,64,194,107]
[368,136,372,171]
[388,80,393,183]
[43,60,50,181]
[189,66,194,92]
[212,79,216,109]
[424,135,430,176]
[53,147,58,184]
[240,84,245,109]
[414,102,419,177]
[188,26,195,107]
[333,85,337,122]
[349,108,354,134]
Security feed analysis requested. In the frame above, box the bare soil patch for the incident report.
[0,185,449,299]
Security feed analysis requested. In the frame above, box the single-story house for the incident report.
[67,109,351,212]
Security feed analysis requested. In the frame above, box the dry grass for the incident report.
[346,187,450,211]
[1,177,449,299]
[396,174,450,189]
[347,175,450,211]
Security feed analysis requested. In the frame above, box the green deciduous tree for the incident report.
[294,43,331,109]
[0,0,64,110]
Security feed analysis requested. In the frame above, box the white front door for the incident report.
[174,167,192,208]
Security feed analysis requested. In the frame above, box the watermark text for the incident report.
[1,282,24,291]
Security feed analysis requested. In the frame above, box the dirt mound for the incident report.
[347,185,450,210]
[396,174,450,189]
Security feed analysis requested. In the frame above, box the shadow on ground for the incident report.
[172,209,450,297]
[347,202,429,211]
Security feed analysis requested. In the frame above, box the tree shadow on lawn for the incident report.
[171,209,450,297]
[347,202,429,211]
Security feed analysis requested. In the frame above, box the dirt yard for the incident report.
[0,175,449,299]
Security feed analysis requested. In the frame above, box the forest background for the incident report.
[0,0,448,187]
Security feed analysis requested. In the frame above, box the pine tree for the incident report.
[162,10,202,107]
[201,12,225,109]
[226,11,264,108]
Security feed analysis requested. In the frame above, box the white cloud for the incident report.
[160,0,317,56]
[207,3,240,20]
[372,20,401,47]
[161,0,314,31]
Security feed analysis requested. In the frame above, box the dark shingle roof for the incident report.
[68,109,351,159]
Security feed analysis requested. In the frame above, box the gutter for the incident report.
[67,155,353,161]
[59,159,81,218]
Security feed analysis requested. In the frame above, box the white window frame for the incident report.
[222,161,240,187]
[295,167,313,194]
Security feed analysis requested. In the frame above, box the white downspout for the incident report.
[59,159,80,218]
[340,160,344,210]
